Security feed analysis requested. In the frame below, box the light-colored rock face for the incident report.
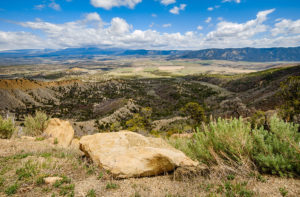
[70,138,80,150]
[44,118,74,148]
[44,177,63,185]
[79,131,198,178]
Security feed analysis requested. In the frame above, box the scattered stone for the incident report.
[44,118,74,147]
[79,131,198,178]
[44,177,62,185]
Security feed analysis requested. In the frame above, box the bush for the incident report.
[181,102,206,126]
[250,110,266,129]
[125,107,152,132]
[279,76,300,123]
[252,116,300,177]
[187,118,253,166]
[0,115,15,139]
[170,116,300,177]
[24,111,48,136]
[5,183,18,196]
[126,114,146,132]
[86,189,96,197]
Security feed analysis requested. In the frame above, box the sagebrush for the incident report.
[0,115,15,139]
[170,116,300,177]
[24,111,48,136]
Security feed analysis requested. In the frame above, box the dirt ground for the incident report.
[0,138,300,197]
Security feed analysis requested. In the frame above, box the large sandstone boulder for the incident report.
[44,118,74,147]
[79,131,198,178]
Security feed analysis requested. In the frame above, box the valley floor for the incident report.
[1,138,299,197]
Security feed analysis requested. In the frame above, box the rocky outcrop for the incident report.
[79,131,198,178]
[44,118,74,147]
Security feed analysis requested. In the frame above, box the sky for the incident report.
[0,0,299,51]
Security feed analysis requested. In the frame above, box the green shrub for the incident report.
[279,76,300,123]
[5,183,18,196]
[59,184,74,196]
[36,176,46,186]
[106,182,119,189]
[279,187,288,197]
[252,116,300,177]
[0,115,15,139]
[53,176,71,188]
[187,117,253,166]
[170,115,300,177]
[181,102,206,126]
[126,114,146,132]
[250,110,266,129]
[125,107,152,132]
[86,189,96,197]
[16,160,39,180]
[24,111,48,136]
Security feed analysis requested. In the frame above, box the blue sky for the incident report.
[0,0,299,51]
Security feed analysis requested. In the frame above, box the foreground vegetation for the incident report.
[0,115,299,196]
[170,115,300,178]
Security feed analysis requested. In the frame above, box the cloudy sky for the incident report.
[0,0,299,51]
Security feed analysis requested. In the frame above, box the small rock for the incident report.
[43,177,62,185]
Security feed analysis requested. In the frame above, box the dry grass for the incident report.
[0,138,300,197]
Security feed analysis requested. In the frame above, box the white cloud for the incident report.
[205,17,212,23]
[151,13,157,18]
[90,0,142,9]
[208,7,214,11]
[271,19,300,36]
[170,4,186,15]
[34,0,61,11]
[197,26,203,30]
[162,23,172,28]
[109,17,131,34]
[222,0,241,3]
[169,7,179,14]
[34,4,46,10]
[0,31,57,51]
[85,12,102,22]
[1,9,300,51]
[49,1,61,11]
[160,0,176,6]
[206,9,275,42]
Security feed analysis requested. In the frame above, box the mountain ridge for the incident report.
[0,46,299,62]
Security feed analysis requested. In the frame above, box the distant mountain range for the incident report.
[170,47,300,62]
[0,46,299,62]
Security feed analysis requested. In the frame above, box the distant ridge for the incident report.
[170,47,300,62]
[0,46,299,62]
